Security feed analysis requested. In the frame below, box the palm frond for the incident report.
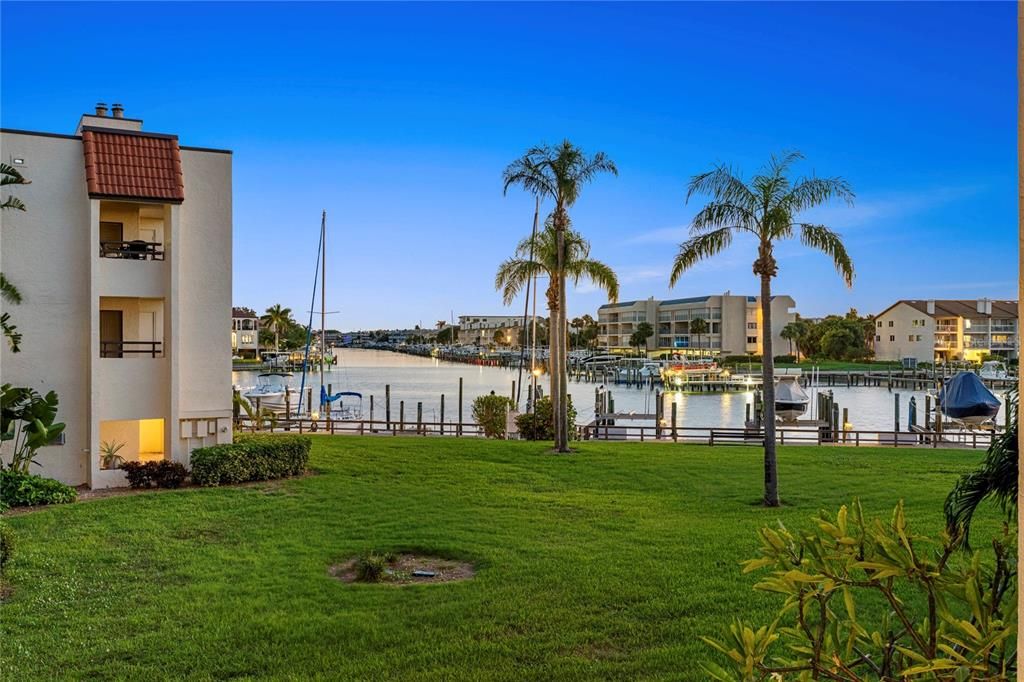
[685,164,757,210]
[494,257,545,305]
[0,273,23,305]
[0,197,26,211]
[690,201,756,235]
[787,176,855,213]
[503,154,556,199]
[567,259,619,303]
[767,150,804,177]
[799,224,854,287]
[945,390,1018,548]
[0,163,30,187]
[668,227,734,287]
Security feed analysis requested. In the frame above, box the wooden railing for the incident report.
[233,417,996,449]
[100,340,163,358]
[100,240,165,261]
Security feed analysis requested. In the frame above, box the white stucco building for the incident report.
[597,293,797,356]
[457,314,525,346]
[232,307,260,359]
[0,103,233,488]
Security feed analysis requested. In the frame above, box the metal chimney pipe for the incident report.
[95,102,108,116]
[111,103,124,119]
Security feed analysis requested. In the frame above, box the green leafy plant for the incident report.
[354,553,390,583]
[702,500,1016,681]
[0,470,77,507]
[233,392,278,432]
[120,461,189,489]
[0,519,13,576]
[515,397,577,441]
[945,389,1017,548]
[471,394,515,439]
[99,440,126,470]
[0,384,66,473]
[190,434,311,486]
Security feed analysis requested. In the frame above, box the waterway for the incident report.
[232,349,1008,430]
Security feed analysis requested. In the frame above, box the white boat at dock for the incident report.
[774,374,811,422]
[242,372,292,401]
[978,360,1011,381]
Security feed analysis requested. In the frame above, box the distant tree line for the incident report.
[780,309,875,361]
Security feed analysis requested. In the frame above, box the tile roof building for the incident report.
[1,103,233,488]
[872,299,1018,363]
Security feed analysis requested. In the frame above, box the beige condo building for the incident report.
[873,299,1018,363]
[0,103,233,488]
[597,293,797,356]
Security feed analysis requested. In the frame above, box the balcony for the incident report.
[100,240,165,261]
[100,340,163,359]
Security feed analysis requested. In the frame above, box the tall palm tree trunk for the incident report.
[759,274,779,506]
[546,280,563,449]
[555,234,570,452]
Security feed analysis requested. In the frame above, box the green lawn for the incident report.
[0,438,997,680]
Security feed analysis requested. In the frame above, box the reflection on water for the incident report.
[232,349,1007,430]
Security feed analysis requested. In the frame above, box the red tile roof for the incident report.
[82,128,184,203]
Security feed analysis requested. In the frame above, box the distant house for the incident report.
[873,299,1018,363]
[232,307,260,358]
[457,315,525,346]
[1,103,233,488]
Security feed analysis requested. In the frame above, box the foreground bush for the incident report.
[472,394,514,439]
[0,470,77,509]
[190,434,311,486]
[120,461,189,489]
[515,397,577,441]
[703,500,1016,681]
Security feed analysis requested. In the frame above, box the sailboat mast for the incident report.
[320,210,326,388]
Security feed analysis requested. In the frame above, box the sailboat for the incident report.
[295,211,362,421]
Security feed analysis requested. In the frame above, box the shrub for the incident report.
[0,470,77,508]
[120,461,189,489]
[515,397,578,441]
[354,553,390,583]
[702,499,1016,681]
[190,434,311,486]
[772,354,797,365]
[0,520,13,576]
[472,394,514,439]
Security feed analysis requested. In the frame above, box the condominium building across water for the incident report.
[597,293,796,356]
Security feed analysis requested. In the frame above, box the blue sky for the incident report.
[2,2,1016,329]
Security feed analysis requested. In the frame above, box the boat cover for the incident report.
[320,386,362,405]
[775,377,809,405]
[938,372,1000,419]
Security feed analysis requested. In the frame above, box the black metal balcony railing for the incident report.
[100,340,163,358]
[99,240,165,261]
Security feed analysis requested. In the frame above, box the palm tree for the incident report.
[1,162,30,352]
[780,321,802,359]
[631,322,654,356]
[689,317,709,358]
[496,219,619,442]
[945,390,1017,548]
[503,140,617,452]
[260,304,293,352]
[669,152,854,507]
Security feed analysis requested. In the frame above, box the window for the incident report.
[916,335,922,342]
[746,322,757,329]
[875,335,881,342]
[888,321,894,327]
[912,320,918,327]
[241,334,253,344]
[746,336,757,344]
[908,335,914,342]
[889,335,895,342]
[877,320,883,328]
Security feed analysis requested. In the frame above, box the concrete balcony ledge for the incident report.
[98,257,168,298]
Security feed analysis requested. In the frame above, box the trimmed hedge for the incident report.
[121,461,189,489]
[0,470,77,509]
[190,434,311,486]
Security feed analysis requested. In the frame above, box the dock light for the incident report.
[672,376,683,387]
[532,367,542,377]
[311,410,320,420]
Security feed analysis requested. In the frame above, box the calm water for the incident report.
[233,349,1007,430]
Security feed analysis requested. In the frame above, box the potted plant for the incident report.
[99,440,126,470]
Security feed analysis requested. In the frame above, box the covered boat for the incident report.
[774,375,810,422]
[938,371,1001,425]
